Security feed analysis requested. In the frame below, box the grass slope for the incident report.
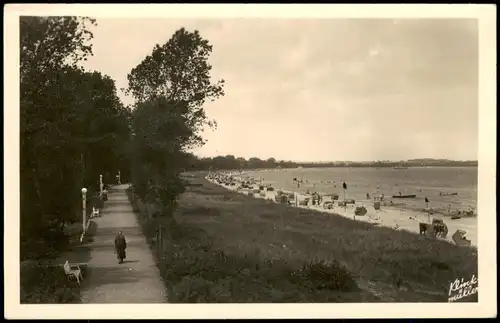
[127,171,478,303]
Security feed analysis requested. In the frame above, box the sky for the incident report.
[81,18,479,162]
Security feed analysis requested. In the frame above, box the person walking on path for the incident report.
[114,230,127,264]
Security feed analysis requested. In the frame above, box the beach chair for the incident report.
[436,223,448,239]
[432,219,448,239]
[63,261,83,286]
[419,222,435,236]
[354,206,368,216]
[275,194,288,204]
[323,201,334,209]
[91,206,100,218]
[452,230,471,247]
[298,199,309,206]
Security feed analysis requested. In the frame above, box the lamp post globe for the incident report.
[82,187,87,195]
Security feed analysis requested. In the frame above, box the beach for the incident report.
[207,169,477,247]
[151,171,479,302]
[247,167,478,214]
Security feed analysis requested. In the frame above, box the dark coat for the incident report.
[115,234,127,250]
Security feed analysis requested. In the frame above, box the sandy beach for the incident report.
[207,172,477,247]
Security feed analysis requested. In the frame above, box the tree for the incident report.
[266,157,277,168]
[127,28,225,218]
[20,17,95,84]
[236,157,247,169]
[126,27,225,149]
[21,17,96,247]
[131,98,191,210]
[20,16,131,258]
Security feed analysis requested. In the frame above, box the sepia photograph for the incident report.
[4,3,497,319]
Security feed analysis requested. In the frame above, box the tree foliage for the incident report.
[130,98,190,205]
[182,153,298,171]
[20,16,95,83]
[128,28,225,217]
[20,16,131,259]
[126,27,225,149]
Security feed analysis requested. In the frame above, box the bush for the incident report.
[289,259,358,292]
[20,263,81,304]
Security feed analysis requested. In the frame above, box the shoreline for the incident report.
[206,172,477,247]
[156,171,479,302]
[243,169,477,217]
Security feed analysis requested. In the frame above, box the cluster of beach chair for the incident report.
[209,172,388,213]
[207,172,473,248]
[418,219,472,247]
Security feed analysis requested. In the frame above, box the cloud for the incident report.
[82,18,478,161]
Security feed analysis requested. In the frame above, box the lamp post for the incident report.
[99,174,103,196]
[118,170,121,185]
[81,187,87,233]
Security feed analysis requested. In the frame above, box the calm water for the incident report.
[245,167,478,213]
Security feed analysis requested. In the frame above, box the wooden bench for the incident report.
[91,206,100,218]
[63,261,83,286]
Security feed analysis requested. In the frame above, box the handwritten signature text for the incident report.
[448,274,478,302]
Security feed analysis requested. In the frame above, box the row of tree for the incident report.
[181,154,479,171]
[20,16,227,259]
[20,17,131,258]
[181,154,295,170]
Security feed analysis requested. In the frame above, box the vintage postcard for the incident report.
[4,3,497,319]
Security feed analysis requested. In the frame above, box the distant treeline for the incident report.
[182,154,478,171]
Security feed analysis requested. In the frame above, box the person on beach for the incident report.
[114,230,127,264]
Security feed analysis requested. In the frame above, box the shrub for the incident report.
[20,263,81,304]
[289,259,357,292]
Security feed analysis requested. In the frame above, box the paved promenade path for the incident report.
[80,184,167,303]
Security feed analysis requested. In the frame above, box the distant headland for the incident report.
[182,154,478,171]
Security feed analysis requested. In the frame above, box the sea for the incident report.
[244,167,478,214]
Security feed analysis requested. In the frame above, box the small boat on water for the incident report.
[393,166,408,170]
[451,215,462,220]
[392,194,417,199]
[439,192,459,196]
